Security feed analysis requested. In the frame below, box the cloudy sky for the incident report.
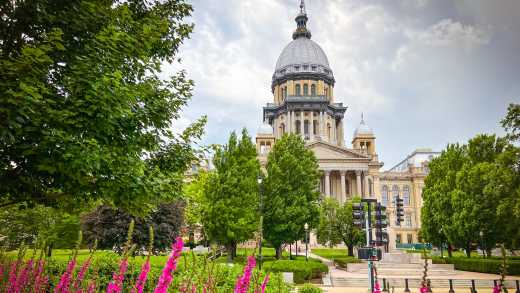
[164,0,520,169]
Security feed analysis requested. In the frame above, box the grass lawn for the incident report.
[310,248,362,269]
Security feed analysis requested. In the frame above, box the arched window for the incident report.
[382,185,388,206]
[311,84,316,96]
[279,123,285,135]
[324,87,328,98]
[403,185,410,206]
[392,185,400,204]
[295,120,301,134]
[303,84,309,96]
[368,178,373,196]
[295,84,301,96]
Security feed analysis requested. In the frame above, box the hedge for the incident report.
[265,260,329,284]
[333,257,362,269]
[432,257,520,276]
[298,283,323,293]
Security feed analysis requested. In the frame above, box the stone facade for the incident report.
[255,2,439,250]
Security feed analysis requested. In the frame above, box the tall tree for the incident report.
[421,144,466,257]
[183,170,210,246]
[0,0,205,214]
[202,129,260,262]
[263,134,320,259]
[317,198,364,256]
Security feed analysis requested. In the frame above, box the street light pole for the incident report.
[258,176,263,270]
[479,230,485,258]
[304,222,309,262]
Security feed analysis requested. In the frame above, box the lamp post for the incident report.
[479,230,485,258]
[258,176,263,270]
[304,222,309,262]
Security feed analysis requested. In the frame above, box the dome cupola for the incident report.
[271,0,334,90]
[354,114,374,137]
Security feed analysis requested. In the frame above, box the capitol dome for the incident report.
[271,3,334,89]
[275,38,331,72]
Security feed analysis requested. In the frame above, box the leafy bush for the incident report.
[299,283,323,293]
[333,257,362,268]
[265,260,328,284]
[432,257,520,275]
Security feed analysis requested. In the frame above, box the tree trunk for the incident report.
[348,245,354,257]
[232,241,237,258]
[46,243,53,258]
[227,243,234,263]
[275,245,283,260]
[465,244,472,258]
[486,248,492,258]
[447,244,453,258]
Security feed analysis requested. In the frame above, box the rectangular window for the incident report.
[405,215,412,227]
[407,234,413,244]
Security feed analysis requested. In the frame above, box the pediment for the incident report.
[306,141,370,161]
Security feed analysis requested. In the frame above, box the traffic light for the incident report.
[352,202,365,228]
[395,196,404,226]
[374,203,388,246]
[374,203,387,229]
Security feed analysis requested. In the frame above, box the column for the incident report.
[320,111,324,139]
[310,112,314,141]
[340,171,346,204]
[356,171,362,197]
[289,110,293,133]
[325,171,331,197]
[364,173,370,197]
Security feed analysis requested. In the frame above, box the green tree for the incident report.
[317,198,364,256]
[202,129,260,262]
[0,205,80,251]
[0,0,205,214]
[421,144,466,257]
[502,103,520,141]
[184,170,210,246]
[263,134,320,259]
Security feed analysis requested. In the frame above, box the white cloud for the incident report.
[417,19,490,48]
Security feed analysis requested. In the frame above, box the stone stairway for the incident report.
[346,263,456,277]
[331,277,518,289]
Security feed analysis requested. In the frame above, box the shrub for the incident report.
[333,257,362,268]
[432,257,520,276]
[299,283,323,293]
[265,260,328,284]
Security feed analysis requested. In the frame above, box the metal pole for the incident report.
[404,279,410,293]
[448,279,455,293]
[365,202,374,293]
[471,279,477,293]
[382,278,387,292]
[515,279,520,293]
[305,229,308,262]
[258,180,263,271]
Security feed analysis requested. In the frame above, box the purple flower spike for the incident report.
[55,258,77,293]
[131,259,151,293]
[234,256,256,293]
[154,237,184,293]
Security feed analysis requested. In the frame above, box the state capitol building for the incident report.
[254,1,439,250]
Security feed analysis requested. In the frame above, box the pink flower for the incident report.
[34,260,46,293]
[374,281,381,293]
[106,258,129,293]
[131,259,151,293]
[259,273,269,293]
[55,258,77,293]
[87,281,97,293]
[73,257,92,292]
[7,260,20,293]
[14,260,34,293]
[493,285,502,293]
[420,286,429,293]
[234,256,256,293]
[154,237,184,293]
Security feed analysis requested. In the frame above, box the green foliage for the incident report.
[202,129,260,260]
[184,171,210,238]
[421,133,520,254]
[0,0,205,214]
[298,283,323,293]
[265,260,328,284]
[0,204,80,249]
[316,198,364,256]
[263,134,321,257]
[80,202,185,253]
[502,103,520,141]
[432,257,520,276]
